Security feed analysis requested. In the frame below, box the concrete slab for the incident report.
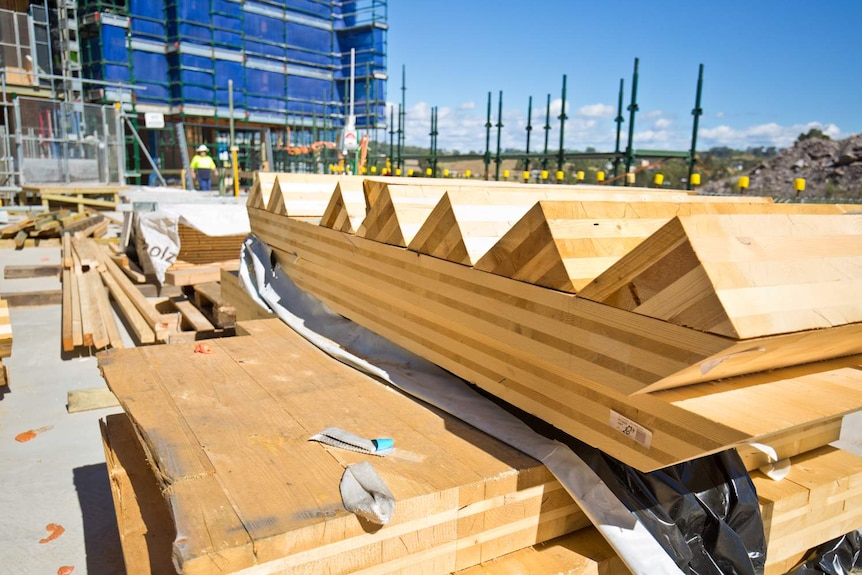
[0,247,62,295]
[0,304,126,575]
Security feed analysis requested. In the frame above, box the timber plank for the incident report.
[96,243,172,342]
[61,269,74,352]
[76,271,96,347]
[407,192,536,266]
[88,271,124,350]
[97,321,585,575]
[0,299,10,358]
[3,264,60,279]
[190,281,235,327]
[99,269,156,345]
[249,208,862,471]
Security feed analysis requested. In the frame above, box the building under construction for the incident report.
[0,0,388,193]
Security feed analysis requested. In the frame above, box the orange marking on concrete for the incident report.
[15,425,54,443]
[39,523,65,544]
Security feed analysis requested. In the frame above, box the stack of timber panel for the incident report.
[246,174,862,570]
[176,223,244,265]
[0,297,10,387]
[98,318,589,575]
[248,174,862,470]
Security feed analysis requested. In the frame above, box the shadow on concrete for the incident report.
[73,464,127,575]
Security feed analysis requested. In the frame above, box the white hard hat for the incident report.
[197,145,208,152]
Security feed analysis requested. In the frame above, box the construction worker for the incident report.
[190,145,217,191]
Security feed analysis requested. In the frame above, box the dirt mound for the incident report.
[701,133,862,200]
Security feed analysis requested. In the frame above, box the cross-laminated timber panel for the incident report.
[98,318,587,575]
[248,207,862,472]
[475,200,848,293]
[579,214,862,340]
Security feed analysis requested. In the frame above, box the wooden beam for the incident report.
[89,270,124,350]
[319,180,367,233]
[0,290,63,306]
[61,269,74,352]
[170,297,216,333]
[99,268,156,345]
[94,240,172,342]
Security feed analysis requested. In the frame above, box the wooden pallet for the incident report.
[189,281,236,327]
[220,268,275,323]
[98,318,588,575]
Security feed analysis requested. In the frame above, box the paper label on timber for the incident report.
[609,410,653,448]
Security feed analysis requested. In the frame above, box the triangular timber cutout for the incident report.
[265,177,288,215]
[357,186,442,247]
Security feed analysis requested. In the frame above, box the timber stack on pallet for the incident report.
[239,173,862,573]
[0,209,108,249]
[0,297,11,387]
[98,318,614,575]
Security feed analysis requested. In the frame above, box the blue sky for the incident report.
[383,0,860,153]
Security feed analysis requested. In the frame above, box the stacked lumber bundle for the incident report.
[98,318,589,575]
[61,236,126,352]
[61,236,239,349]
[0,209,107,248]
[243,173,862,571]
[176,223,244,265]
[0,297,10,387]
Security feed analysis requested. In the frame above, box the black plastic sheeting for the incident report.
[787,530,862,574]
[568,443,767,575]
[510,399,768,575]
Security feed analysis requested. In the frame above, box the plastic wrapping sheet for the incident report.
[787,530,862,575]
[239,233,769,575]
[569,440,766,575]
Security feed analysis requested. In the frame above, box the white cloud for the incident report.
[577,103,615,118]
[700,121,842,148]
[460,101,476,110]
[388,100,845,153]
[715,111,725,119]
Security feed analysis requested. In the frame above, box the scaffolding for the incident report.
[73,0,388,181]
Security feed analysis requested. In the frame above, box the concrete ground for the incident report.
[0,244,860,574]
[0,247,127,575]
